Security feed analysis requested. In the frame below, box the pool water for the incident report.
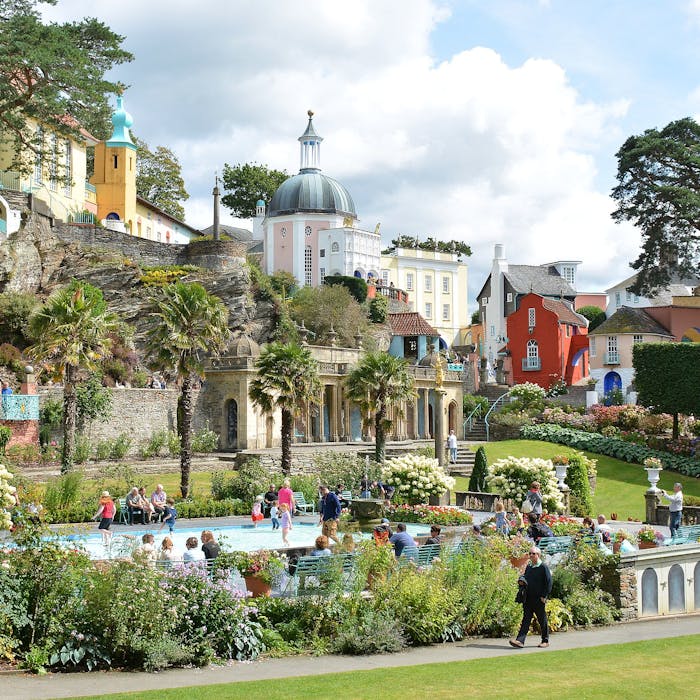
[60,521,433,559]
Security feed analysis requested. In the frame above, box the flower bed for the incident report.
[521,424,700,477]
[540,513,581,536]
[387,504,473,526]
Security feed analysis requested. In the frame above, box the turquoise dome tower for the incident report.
[106,96,136,151]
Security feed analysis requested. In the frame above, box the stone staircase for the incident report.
[462,384,511,441]
[447,444,476,479]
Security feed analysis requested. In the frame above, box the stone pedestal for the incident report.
[349,498,385,525]
[429,490,451,506]
[558,485,570,515]
[585,390,598,408]
[645,491,660,525]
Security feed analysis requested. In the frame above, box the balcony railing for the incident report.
[0,170,22,191]
[522,357,541,371]
[366,285,409,304]
[605,352,620,365]
[68,211,96,224]
[0,394,40,421]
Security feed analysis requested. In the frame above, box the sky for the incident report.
[44,0,700,300]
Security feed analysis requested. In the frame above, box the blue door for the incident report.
[603,371,622,405]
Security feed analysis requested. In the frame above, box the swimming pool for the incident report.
[58,521,434,559]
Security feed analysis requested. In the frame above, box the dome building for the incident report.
[261,112,381,285]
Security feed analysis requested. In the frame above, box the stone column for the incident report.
[343,399,351,441]
[422,389,430,439]
[331,384,340,442]
[558,483,570,516]
[434,389,446,466]
[318,386,326,442]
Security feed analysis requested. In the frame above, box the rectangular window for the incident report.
[63,140,72,197]
[528,307,536,327]
[319,249,325,257]
[506,292,513,303]
[320,267,326,283]
[406,273,414,291]
[606,335,619,364]
[34,126,43,183]
[382,270,389,285]
[633,334,643,344]
[304,246,313,287]
[615,292,621,307]
[49,134,58,191]
[146,226,151,238]
[490,325,495,338]
[442,276,449,293]
[482,297,488,306]
[590,337,596,357]
[562,265,575,285]
[425,302,432,318]
[425,275,432,292]
[626,289,632,302]
[566,324,571,337]
[442,304,450,320]
[634,294,639,303]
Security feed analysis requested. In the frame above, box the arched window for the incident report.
[641,568,658,616]
[331,241,340,253]
[668,564,685,613]
[524,339,539,371]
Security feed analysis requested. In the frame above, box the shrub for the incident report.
[387,504,473,526]
[110,433,132,460]
[323,274,368,303]
[468,446,489,492]
[73,435,92,464]
[0,426,11,455]
[140,430,169,458]
[131,369,149,388]
[463,393,489,418]
[95,440,112,461]
[0,342,22,366]
[332,609,406,654]
[223,459,276,503]
[509,382,546,408]
[167,430,181,457]
[43,471,84,513]
[290,474,319,506]
[485,456,564,512]
[5,443,41,464]
[563,452,595,517]
[175,498,242,519]
[313,451,380,493]
[191,426,219,453]
[367,295,388,324]
[381,454,455,505]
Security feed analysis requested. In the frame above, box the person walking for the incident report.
[524,481,543,515]
[318,485,341,545]
[447,429,458,464]
[661,483,683,539]
[509,545,552,649]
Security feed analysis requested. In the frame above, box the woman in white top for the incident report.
[183,536,204,563]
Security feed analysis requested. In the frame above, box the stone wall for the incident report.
[616,559,638,621]
[38,387,199,455]
[1,419,38,450]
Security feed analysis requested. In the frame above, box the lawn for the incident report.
[72,635,700,700]
[458,440,700,520]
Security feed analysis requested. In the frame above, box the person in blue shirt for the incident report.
[159,498,177,534]
[389,523,417,557]
[1,381,13,395]
[319,485,342,544]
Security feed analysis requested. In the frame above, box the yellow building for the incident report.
[381,246,469,349]
[0,118,98,235]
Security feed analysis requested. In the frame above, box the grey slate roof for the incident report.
[504,265,576,297]
[201,224,257,242]
[268,171,357,218]
[589,306,672,336]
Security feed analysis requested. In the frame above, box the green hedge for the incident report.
[323,274,368,303]
[521,424,700,477]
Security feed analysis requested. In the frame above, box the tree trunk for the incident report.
[179,374,195,498]
[281,408,293,475]
[673,412,679,440]
[61,364,78,473]
[375,407,386,464]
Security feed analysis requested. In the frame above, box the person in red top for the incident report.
[277,479,296,516]
[94,490,115,546]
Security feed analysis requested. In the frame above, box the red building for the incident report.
[506,293,589,388]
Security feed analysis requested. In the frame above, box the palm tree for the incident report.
[28,281,120,472]
[145,282,230,498]
[249,342,321,475]
[345,351,416,463]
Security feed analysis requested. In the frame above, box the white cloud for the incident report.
[45,0,638,298]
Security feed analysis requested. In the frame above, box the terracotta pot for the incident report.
[244,575,272,597]
[509,555,529,569]
[638,541,657,550]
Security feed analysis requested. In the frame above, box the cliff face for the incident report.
[0,197,276,347]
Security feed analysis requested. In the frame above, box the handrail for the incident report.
[462,403,483,439]
[483,391,511,442]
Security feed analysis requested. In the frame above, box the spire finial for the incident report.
[308,109,314,118]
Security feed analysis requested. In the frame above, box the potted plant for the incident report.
[613,529,633,554]
[223,549,285,597]
[637,525,662,549]
[493,534,531,569]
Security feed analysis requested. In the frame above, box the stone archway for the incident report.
[448,400,457,432]
[668,564,685,613]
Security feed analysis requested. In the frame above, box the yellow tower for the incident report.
[91,96,137,232]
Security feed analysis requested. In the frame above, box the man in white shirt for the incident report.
[447,429,458,464]
[661,483,683,538]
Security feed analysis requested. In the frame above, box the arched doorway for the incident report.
[448,400,457,432]
[641,568,658,616]
[668,564,685,613]
[603,371,622,404]
[226,399,238,450]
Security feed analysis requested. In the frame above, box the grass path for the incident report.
[70,635,700,700]
[458,440,700,520]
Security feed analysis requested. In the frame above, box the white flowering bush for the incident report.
[381,454,455,505]
[0,463,17,530]
[485,456,564,513]
[509,382,546,407]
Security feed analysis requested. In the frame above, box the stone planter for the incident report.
[244,575,272,598]
[638,541,657,550]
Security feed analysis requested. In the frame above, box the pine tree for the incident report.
[469,446,489,492]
